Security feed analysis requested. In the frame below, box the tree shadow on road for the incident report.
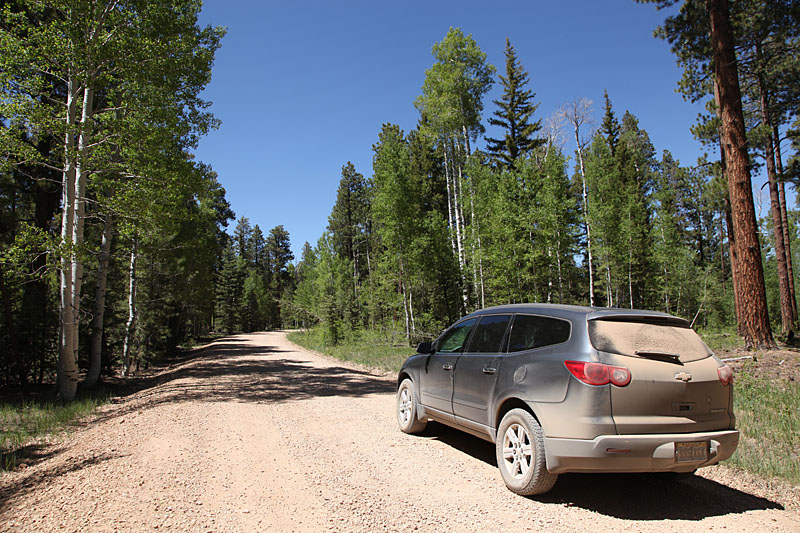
[424,422,785,520]
[0,449,127,515]
[0,334,394,511]
[101,334,395,418]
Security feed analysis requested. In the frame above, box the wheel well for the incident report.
[495,398,538,429]
[397,372,411,387]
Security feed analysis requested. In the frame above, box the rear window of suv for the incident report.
[508,314,571,352]
[588,319,712,363]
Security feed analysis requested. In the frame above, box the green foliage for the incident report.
[1,394,107,470]
[288,327,414,374]
[0,0,230,386]
[485,38,544,167]
[414,27,495,142]
[728,372,800,484]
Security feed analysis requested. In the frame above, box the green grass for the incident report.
[697,327,746,352]
[288,327,414,373]
[728,373,800,485]
[0,395,107,471]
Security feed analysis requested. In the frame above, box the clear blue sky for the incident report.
[194,1,723,260]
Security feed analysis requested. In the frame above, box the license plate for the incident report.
[675,441,708,463]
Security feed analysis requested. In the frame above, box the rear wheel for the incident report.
[496,408,557,496]
[396,379,427,434]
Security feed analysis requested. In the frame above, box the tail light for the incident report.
[717,364,733,386]
[565,361,631,387]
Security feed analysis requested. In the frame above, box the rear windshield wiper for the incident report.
[634,350,682,363]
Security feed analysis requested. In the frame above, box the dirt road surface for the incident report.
[2,332,798,532]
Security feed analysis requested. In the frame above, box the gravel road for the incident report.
[1,331,798,532]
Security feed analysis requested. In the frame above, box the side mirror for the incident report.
[416,341,434,354]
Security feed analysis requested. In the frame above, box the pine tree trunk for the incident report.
[122,238,138,377]
[756,55,792,334]
[707,0,775,348]
[716,80,742,333]
[57,75,79,401]
[774,125,797,323]
[723,192,742,332]
[84,213,112,388]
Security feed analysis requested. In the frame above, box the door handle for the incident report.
[482,367,497,374]
[442,364,454,371]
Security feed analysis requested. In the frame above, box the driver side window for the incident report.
[437,319,477,353]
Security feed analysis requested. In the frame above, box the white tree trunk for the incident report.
[408,282,416,337]
[70,86,94,364]
[446,140,469,308]
[84,212,112,388]
[122,238,138,377]
[401,279,410,344]
[576,137,594,308]
[57,75,79,401]
[562,99,595,308]
[452,146,466,272]
[443,147,457,256]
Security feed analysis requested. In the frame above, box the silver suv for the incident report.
[396,304,739,495]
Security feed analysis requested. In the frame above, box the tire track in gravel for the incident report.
[1,331,798,532]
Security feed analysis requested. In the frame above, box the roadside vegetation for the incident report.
[288,328,411,374]
[0,394,108,471]
[728,371,800,485]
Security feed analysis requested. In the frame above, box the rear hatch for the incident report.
[589,317,734,435]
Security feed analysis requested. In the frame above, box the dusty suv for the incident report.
[395,304,739,495]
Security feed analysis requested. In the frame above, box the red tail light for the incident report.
[717,364,733,386]
[565,361,631,387]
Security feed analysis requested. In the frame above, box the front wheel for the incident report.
[496,408,557,496]
[396,379,427,434]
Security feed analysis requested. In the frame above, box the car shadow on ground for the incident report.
[425,422,784,520]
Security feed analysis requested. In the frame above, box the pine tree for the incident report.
[601,90,621,157]
[485,38,544,168]
[215,242,244,334]
[266,225,294,328]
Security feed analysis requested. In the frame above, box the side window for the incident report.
[437,318,477,353]
[508,315,571,352]
[464,315,512,353]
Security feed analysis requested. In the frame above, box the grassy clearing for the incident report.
[288,327,414,374]
[728,373,800,485]
[697,328,746,352]
[0,395,107,471]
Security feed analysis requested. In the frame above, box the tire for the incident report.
[396,379,427,434]
[495,408,558,496]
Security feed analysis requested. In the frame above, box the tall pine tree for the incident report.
[485,38,544,167]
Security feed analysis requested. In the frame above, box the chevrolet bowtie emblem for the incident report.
[675,372,692,382]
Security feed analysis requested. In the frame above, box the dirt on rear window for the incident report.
[589,319,713,363]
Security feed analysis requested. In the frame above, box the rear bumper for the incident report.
[544,430,739,474]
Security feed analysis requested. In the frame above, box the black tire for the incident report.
[396,379,427,434]
[495,408,558,496]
